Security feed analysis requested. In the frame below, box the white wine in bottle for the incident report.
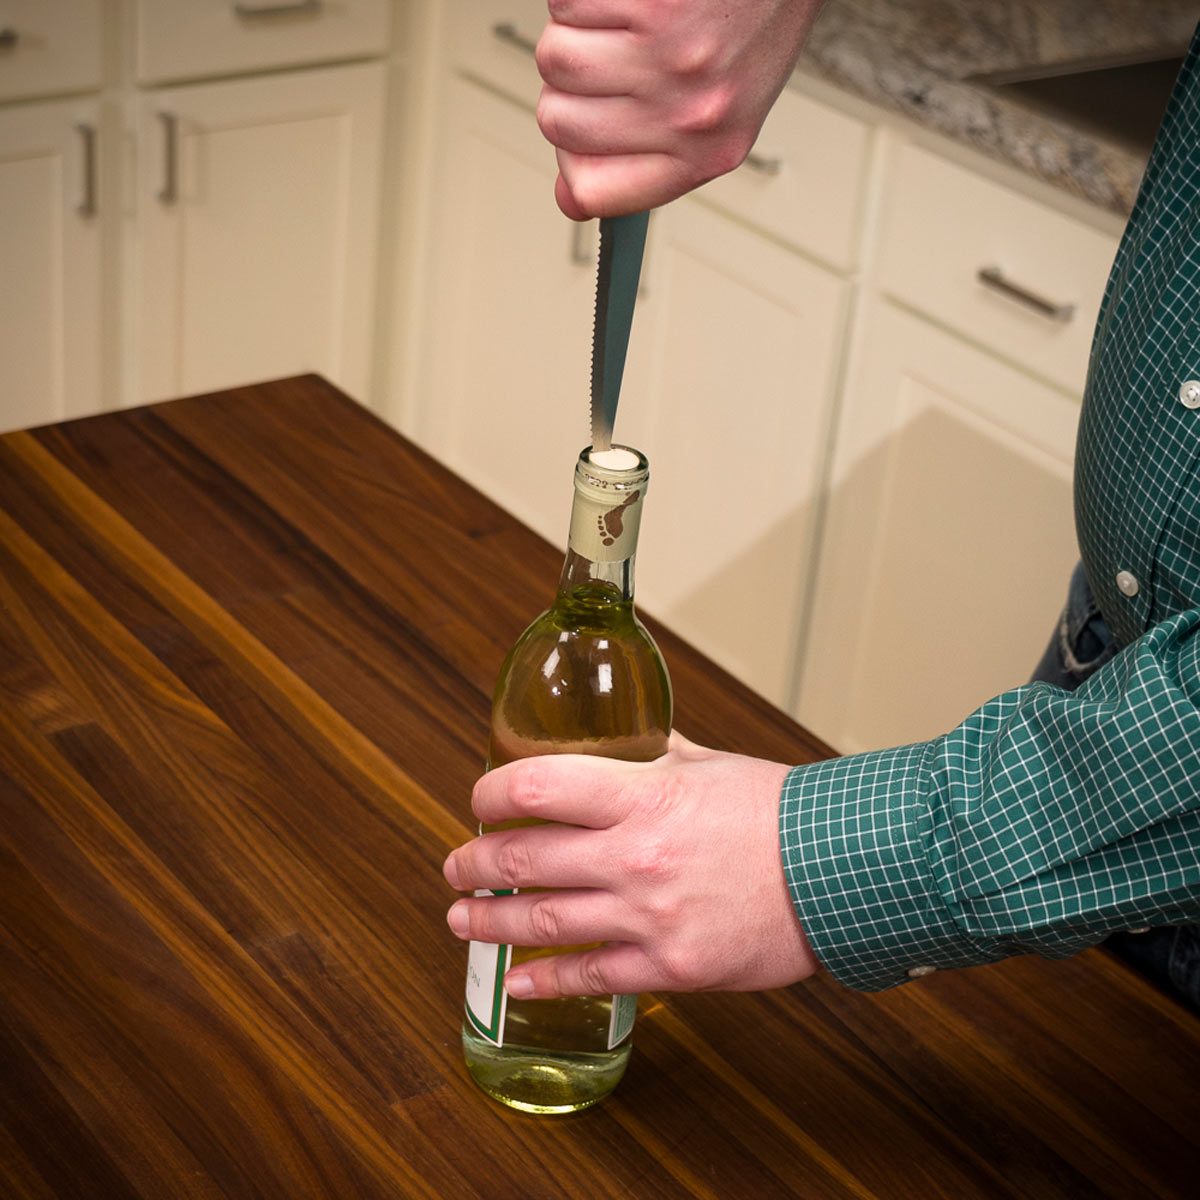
[462,445,672,1114]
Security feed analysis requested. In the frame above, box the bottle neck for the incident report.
[556,545,636,603]
[558,445,648,608]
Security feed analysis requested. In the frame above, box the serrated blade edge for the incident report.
[590,211,650,453]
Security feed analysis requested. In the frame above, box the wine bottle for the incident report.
[461,445,672,1114]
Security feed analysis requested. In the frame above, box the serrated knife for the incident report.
[590,212,650,453]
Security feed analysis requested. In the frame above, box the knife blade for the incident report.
[590,211,650,453]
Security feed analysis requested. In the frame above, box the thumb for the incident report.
[555,171,590,221]
[667,729,701,754]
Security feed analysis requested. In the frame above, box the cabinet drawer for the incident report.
[448,0,546,108]
[877,141,1119,395]
[699,83,871,272]
[0,1,102,102]
[137,0,390,85]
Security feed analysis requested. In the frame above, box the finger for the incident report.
[538,89,666,156]
[555,171,590,220]
[447,889,637,948]
[557,148,691,217]
[471,753,640,826]
[546,1,636,30]
[504,942,654,998]
[444,823,613,892]
[536,25,644,96]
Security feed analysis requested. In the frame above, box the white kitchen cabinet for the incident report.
[136,0,390,86]
[0,0,103,103]
[698,81,871,273]
[416,75,602,545]
[632,199,849,710]
[132,61,384,407]
[0,98,105,432]
[876,140,1119,396]
[796,298,1082,754]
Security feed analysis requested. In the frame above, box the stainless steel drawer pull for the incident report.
[76,123,97,218]
[744,151,782,176]
[570,221,593,266]
[233,1,322,17]
[0,27,18,49]
[158,112,179,206]
[976,266,1075,323]
[492,22,538,57]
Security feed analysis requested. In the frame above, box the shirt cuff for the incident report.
[779,744,1000,990]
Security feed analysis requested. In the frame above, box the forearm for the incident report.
[784,607,1200,990]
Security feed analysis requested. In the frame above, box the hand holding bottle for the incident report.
[444,732,820,998]
[534,0,825,218]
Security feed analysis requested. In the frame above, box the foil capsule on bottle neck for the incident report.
[568,445,649,563]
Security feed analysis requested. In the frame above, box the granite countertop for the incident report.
[798,0,1198,214]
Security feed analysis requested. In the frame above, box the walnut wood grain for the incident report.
[1,375,1196,1198]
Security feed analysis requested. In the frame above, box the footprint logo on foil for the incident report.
[597,490,640,546]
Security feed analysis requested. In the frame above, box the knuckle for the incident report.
[507,762,547,814]
[624,834,677,883]
[667,35,720,79]
[496,837,535,889]
[674,85,735,135]
[658,945,703,990]
[533,35,558,82]
[528,895,563,944]
[576,954,611,996]
[535,90,560,143]
[463,901,490,943]
[643,890,683,929]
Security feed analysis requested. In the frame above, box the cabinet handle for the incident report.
[492,22,538,57]
[744,151,783,176]
[571,222,593,266]
[76,123,97,218]
[233,1,321,16]
[157,112,179,206]
[976,266,1075,323]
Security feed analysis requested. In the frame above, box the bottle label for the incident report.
[463,890,638,1052]
[464,889,512,1046]
[608,993,637,1050]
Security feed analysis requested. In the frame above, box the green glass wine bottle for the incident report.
[461,444,672,1114]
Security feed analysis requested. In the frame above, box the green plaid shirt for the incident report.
[781,27,1200,990]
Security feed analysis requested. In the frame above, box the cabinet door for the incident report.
[631,199,848,710]
[797,300,1081,754]
[0,98,103,432]
[134,62,384,407]
[417,77,601,545]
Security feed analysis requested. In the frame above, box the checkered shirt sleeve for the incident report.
[780,608,1200,990]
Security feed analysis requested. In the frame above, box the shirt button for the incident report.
[1116,570,1140,597]
[906,965,938,979]
[1180,380,1200,409]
